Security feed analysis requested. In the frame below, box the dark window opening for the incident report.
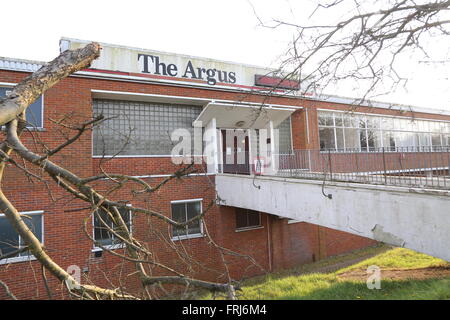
[94,207,131,247]
[0,212,43,259]
[235,208,261,230]
[171,201,202,238]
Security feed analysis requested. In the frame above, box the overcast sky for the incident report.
[1,0,448,111]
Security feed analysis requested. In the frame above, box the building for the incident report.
[0,38,449,299]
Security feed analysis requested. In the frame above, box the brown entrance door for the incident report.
[221,129,250,175]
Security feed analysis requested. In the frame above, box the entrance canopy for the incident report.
[193,101,300,129]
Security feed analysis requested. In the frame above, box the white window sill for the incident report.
[92,243,126,252]
[0,255,37,265]
[171,233,204,241]
[235,226,264,232]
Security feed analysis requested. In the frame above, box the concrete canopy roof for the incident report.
[194,102,299,129]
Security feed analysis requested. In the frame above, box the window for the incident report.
[171,200,202,239]
[318,110,450,152]
[0,87,43,128]
[276,117,293,154]
[93,207,131,248]
[92,99,202,156]
[0,211,43,262]
[319,127,335,150]
[235,208,261,230]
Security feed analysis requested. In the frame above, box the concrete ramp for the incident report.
[216,174,450,261]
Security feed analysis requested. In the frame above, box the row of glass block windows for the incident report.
[93,99,202,156]
[318,111,450,151]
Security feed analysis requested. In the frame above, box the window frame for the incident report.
[0,83,44,130]
[0,210,44,265]
[317,109,450,153]
[92,204,132,252]
[170,198,204,241]
[235,208,263,232]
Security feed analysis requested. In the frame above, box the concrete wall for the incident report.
[216,174,450,261]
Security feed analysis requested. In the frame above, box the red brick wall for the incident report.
[0,68,431,299]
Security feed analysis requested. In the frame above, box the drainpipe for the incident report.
[266,214,273,272]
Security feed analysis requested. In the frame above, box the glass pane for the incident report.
[24,214,42,240]
[418,121,429,132]
[318,112,334,126]
[367,129,377,150]
[406,120,419,131]
[399,119,409,130]
[395,132,416,150]
[94,209,113,246]
[366,116,379,129]
[382,118,394,130]
[430,122,440,133]
[393,118,402,130]
[344,128,360,151]
[359,129,368,151]
[344,114,358,128]
[119,208,131,230]
[334,114,343,127]
[395,132,404,149]
[0,87,43,128]
[276,117,292,154]
[0,216,19,256]
[19,214,43,256]
[418,133,430,147]
[235,208,249,229]
[431,134,442,147]
[247,211,261,227]
[444,134,450,147]
[335,128,345,151]
[373,131,383,150]
[359,117,367,129]
[186,202,201,235]
[319,127,336,150]
[383,131,396,151]
[186,202,201,220]
[171,203,187,237]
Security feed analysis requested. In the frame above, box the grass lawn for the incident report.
[204,245,450,300]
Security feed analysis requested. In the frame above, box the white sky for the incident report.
[0,0,448,111]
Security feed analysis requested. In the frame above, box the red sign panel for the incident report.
[254,74,300,90]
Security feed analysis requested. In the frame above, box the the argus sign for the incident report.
[138,54,236,85]
[63,38,277,89]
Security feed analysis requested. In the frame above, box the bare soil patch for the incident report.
[338,265,450,281]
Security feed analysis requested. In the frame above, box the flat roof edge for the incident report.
[0,46,448,117]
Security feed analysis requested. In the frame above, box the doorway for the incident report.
[221,129,250,175]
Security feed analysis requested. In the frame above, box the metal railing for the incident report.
[217,147,450,190]
[274,147,450,190]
